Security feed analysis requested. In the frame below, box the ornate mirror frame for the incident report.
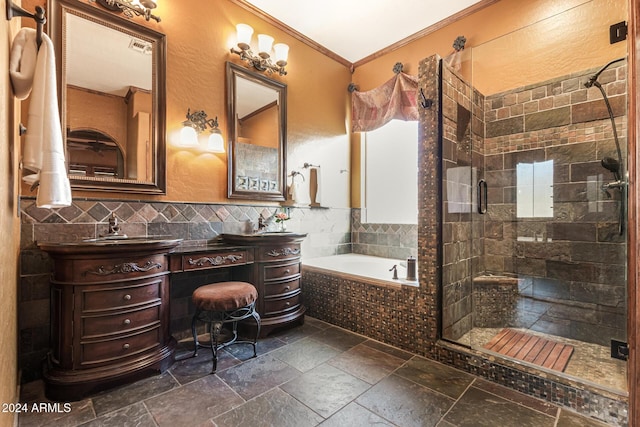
[48,0,167,194]
[226,61,287,201]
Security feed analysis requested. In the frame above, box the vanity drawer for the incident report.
[74,254,167,283]
[81,303,161,339]
[257,244,301,262]
[182,250,248,271]
[264,277,300,297]
[80,326,161,366]
[264,292,301,316]
[264,262,300,280]
[81,280,162,313]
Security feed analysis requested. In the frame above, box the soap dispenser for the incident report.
[406,256,417,281]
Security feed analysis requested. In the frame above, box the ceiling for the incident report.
[242,0,484,64]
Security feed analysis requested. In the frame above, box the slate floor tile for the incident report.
[144,375,244,427]
[328,343,405,384]
[319,402,394,427]
[443,386,556,427]
[77,402,155,427]
[394,355,475,399]
[91,372,179,416]
[356,374,454,427]
[309,326,368,351]
[272,337,341,372]
[213,387,323,427]
[216,354,301,400]
[281,363,370,418]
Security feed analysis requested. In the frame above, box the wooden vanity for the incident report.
[39,238,181,401]
[40,232,306,400]
[219,233,307,337]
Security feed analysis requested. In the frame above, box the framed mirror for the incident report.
[48,0,166,194]
[226,62,287,201]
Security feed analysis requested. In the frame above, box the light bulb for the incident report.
[179,125,198,148]
[257,34,274,58]
[273,43,289,66]
[236,24,253,50]
[207,130,225,153]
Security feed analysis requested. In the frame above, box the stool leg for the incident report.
[210,321,223,373]
[191,310,200,357]
[251,311,261,358]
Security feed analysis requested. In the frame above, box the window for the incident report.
[516,160,554,218]
[362,120,418,224]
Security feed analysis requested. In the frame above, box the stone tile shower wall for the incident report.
[483,62,627,346]
[350,208,418,260]
[18,198,350,382]
[440,62,486,341]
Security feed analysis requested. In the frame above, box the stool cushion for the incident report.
[192,281,257,312]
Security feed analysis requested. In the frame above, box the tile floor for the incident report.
[18,317,612,427]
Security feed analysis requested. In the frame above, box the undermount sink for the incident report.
[83,235,130,242]
[220,232,307,245]
[80,235,178,244]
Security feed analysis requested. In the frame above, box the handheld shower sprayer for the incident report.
[601,157,621,181]
[584,57,626,88]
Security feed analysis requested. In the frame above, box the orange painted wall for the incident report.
[20,0,352,205]
[350,0,628,206]
[1,0,22,425]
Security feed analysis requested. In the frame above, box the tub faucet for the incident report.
[389,265,399,280]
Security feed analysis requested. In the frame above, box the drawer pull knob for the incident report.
[284,269,290,274]
[123,343,130,350]
[123,294,132,301]
[123,319,131,325]
[285,302,290,306]
[284,286,290,290]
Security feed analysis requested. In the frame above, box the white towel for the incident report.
[10,28,72,209]
[9,28,37,100]
[288,174,310,206]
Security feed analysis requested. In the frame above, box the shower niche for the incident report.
[438,0,628,395]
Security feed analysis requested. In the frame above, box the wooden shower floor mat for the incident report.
[483,329,574,372]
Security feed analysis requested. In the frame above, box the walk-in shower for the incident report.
[439,1,628,394]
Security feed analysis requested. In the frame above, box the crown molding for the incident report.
[228,0,499,70]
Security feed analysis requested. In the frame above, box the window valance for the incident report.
[351,71,418,133]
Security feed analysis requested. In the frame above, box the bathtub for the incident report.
[302,253,418,287]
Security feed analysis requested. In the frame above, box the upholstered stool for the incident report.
[191,281,261,373]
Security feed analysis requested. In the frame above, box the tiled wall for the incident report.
[483,62,627,346]
[350,209,417,260]
[18,198,350,382]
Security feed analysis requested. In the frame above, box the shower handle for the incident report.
[477,179,488,214]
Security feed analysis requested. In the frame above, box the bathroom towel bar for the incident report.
[6,0,46,50]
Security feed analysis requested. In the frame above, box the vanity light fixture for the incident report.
[180,109,225,153]
[230,24,289,76]
[95,0,161,23]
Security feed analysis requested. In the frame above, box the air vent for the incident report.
[128,38,152,55]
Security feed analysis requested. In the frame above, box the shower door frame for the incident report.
[627,0,639,423]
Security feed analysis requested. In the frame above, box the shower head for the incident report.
[601,157,621,181]
[584,57,627,88]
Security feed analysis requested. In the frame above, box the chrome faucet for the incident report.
[257,213,275,232]
[106,213,123,236]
